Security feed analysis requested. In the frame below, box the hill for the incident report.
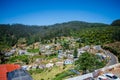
[0,20,120,51]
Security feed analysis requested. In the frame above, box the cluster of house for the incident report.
[57,45,109,64]
[21,59,73,70]
[4,44,109,68]
[4,37,80,57]
[5,49,36,56]
[78,45,109,61]
[21,63,54,70]
[19,45,110,71]
[4,36,110,72]
[39,43,61,55]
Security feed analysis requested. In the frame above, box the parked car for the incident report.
[103,73,120,80]
[97,76,108,80]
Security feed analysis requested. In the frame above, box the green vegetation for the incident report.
[0,20,120,65]
[60,39,70,50]
[73,48,78,58]
[0,20,120,50]
[27,49,39,53]
[31,65,73,80]
[0,20,120,80]
[71,26,120,45]
[75,52,106,74]
[28,69,44,75]
[53,70,75,80]
[8,55,29,64]
[0,21,107,48]
[46,53,58,60]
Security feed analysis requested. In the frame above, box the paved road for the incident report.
[106,51,118,66]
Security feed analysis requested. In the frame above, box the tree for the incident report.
[79,43,82,48]
[75,52,105,74]
[112,29,120,41]
[0,52,5,64]
[73,48,78,58]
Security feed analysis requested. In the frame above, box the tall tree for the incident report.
[75,52,105,74]
[73,48,78,58]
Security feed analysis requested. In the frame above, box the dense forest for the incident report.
[0,20,120,51]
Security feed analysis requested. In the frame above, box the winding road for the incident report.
[106,50,118,66]
[66,50,119,80]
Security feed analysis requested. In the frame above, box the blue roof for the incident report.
[7,68,33,80]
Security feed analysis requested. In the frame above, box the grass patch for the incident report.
[27,49,39,53]
[31,65,73,80]
[53,70,75,80]
[28,69,44,75]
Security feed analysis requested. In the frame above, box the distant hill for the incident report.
[49,21,108,31]
[111,19,120,26]
[0,20,120,51]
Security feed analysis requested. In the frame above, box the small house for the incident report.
[81,45,90,51]
[46,63,54,68]
[64,59,73,65]
[32,64,38,69]
[67,54,74,59]
[5,52,14,57]
[45,45,51,50]
[18,50,27,55]
[38,64,46,69]
[78,49,86,57]
[55,62,63,66]
[93,45,102,51]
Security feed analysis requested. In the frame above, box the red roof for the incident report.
[0,64,20,80]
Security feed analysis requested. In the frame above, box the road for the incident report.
[106,51,118,66]
[66,50,119,80]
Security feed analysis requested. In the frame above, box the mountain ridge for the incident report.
[0,20,109,27]
[0,20,120,51]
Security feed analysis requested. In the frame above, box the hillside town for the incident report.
[4,37,108,68]
[2,37,119,80]
[0,0,120,79]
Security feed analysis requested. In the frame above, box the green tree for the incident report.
[75,52,105,74]
[112,29,120,41]
[79,43,82,48]
[73,48,78,58]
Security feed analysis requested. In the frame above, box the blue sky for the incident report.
[0,0,120,25]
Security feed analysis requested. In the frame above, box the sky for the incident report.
[0,0,120,25]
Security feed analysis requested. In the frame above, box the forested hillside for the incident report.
[0,20,120,51]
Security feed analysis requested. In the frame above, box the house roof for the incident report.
[0,64,20,80]
[7,68,33,80]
